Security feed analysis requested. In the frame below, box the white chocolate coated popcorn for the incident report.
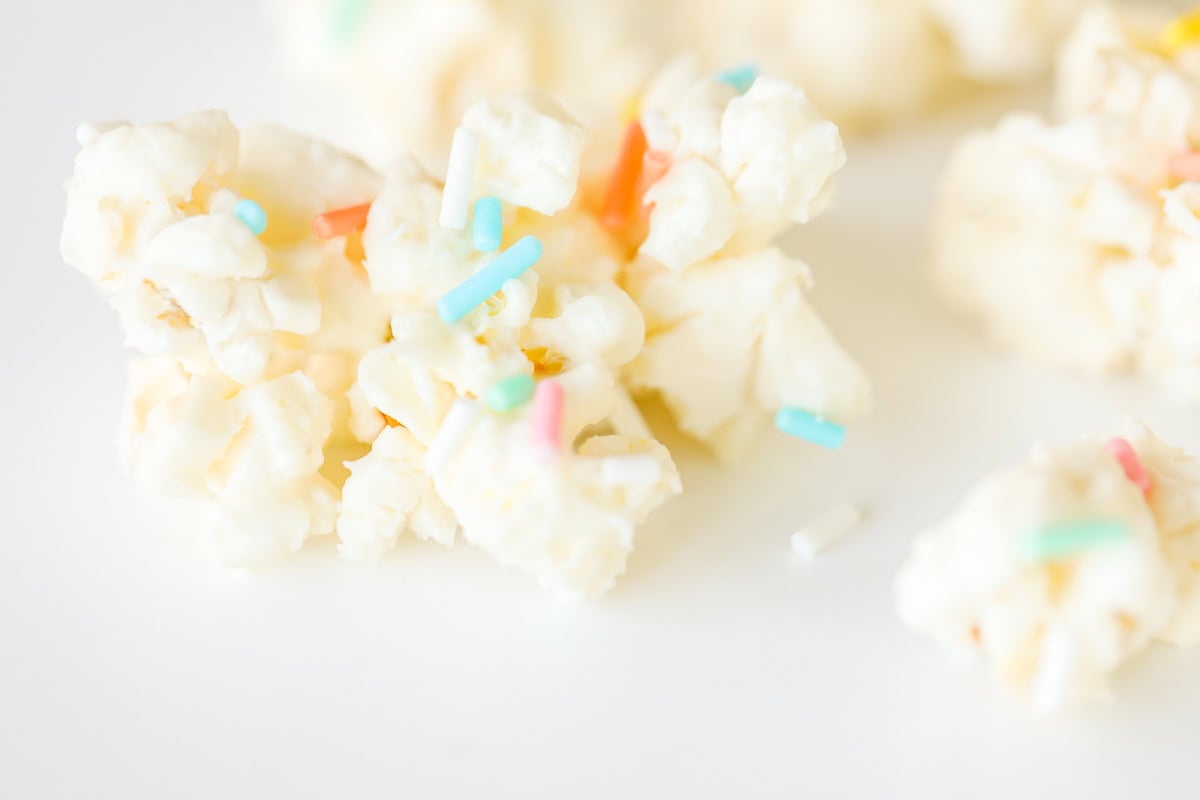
[429,403,681,599]
[637,62,846,253]
[120,358,340,566]
[1055,4,1196,122]
[63,112,394,563]
[66,72,866,595]
[926,0,1089,83]
[336,91,678,593]
[62,111,389,385]
[337,425,458,562]
[934,8,1200,402]
[626,62,868,459]
[461,91,587,215]
[896,422,1200,710]
[626,250,870,461]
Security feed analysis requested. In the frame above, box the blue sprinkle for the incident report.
[437,236,543,324]
[472,196,503,252]
[775,408,845,449]
[234,199,267,236]
[716,64,758,95]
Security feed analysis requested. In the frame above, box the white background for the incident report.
[2,2,1199,798]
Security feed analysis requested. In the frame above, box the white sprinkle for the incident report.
[1032,628,1077,714]
[608,387,652,440]
[439,126,480,229]
[790,503,861,559]
[75,119,128,146]
[601,455,662,486]
[424,399,480,475]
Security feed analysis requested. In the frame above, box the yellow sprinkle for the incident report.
[620,93,641,125]
[1161,8,1200,55]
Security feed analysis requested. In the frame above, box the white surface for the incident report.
[2,2,1199,798]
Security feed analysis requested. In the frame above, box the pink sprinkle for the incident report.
[1168,150,1200,182]
[530,380,565,459]
[1105,437,1153,496]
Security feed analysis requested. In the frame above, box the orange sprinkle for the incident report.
[311,202,372,239]
[1167,151,1200,182]
[601,122,649,230]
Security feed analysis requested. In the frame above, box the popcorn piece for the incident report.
[337,426,458,562]
[896,421,1200,710]
[718,76,846,235]
[522,282,645,370]
[429,403,682,598]
[1054,4,1186,121]
[626,250,869,461]
[934,7,1200,402]
[791,503,862,559]
[64,111,396,566]
[462,91,587,215]
[620,65,868,459]
[120,358,339,566]
[336,90,679,592]
[639,159,735,272]
[926,0,1088,82]
[639,57,731,161]
[361,157,480,301]
[61,111,388,385]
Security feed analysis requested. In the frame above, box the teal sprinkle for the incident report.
[234,199,267,236]
[1021,519,1129,562]
[774,408,845,450]
[330,0,371,45]
[485,375,536,413]
[716,64,758,95]
[472,196,503,253]
[437,236,543,324]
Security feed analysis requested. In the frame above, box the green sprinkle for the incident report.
[330,0,371,45]
[1021,519,1129,562]
[485,375,536,413]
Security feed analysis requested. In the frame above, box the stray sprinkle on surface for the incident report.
[791,503,861,559]
[1031,628,1077,715]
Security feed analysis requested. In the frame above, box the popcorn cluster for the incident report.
[934,4,1200,403]
[896,422,1200,711]
[266,0,1087,165]
[61,64,867,597]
